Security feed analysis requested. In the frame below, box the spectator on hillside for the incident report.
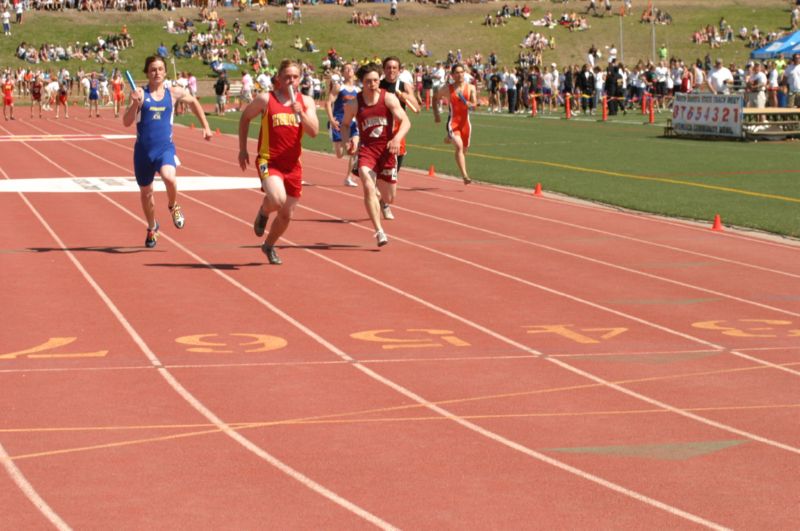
[156,42,168,59]
[3,8,11,36]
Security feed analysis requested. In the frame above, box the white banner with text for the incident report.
[672,93,744,138]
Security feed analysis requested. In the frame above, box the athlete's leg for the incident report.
[376,179,396,205]
[357,166,383,233]
[139,183,156,229]
[159,164,179,208]
[451,133,471,184]
[264,195,298,247]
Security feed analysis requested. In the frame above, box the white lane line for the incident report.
[40,120,800,424]
[0,442,71,531]
[40,121,800,381]
[309,170,800,319]
[9,138,397,530]
[411,187,800,280]
[0,158,73,531]
[0,176,258,193]
[132,193,731,530]
[9,122,782,527]
[304,193,800,382]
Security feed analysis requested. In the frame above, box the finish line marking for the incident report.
[0,133,137,143]
[0,177,258,193]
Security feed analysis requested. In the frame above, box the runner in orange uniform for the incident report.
[433,63,476,184]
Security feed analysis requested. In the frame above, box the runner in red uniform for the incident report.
[340,62,410,247]
[433,63,476,184]
[2,75,15,121]
[30,75,43,118]
[238,59,319,265]
[55,80,69,119]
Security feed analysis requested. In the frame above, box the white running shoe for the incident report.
[381,204,395,220]
[375,230,388,247]
[344,176,358,187]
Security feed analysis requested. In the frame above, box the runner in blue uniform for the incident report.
[123,56,213,248]
[88,72,101,118]
[325,63,360,187]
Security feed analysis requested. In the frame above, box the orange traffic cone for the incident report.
[215,128,221,135]
[711,214,724,231]
[428,165,435,176]
[533,182,543,196]
[190,122,195,129]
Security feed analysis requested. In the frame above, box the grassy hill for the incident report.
[0,0,792,82]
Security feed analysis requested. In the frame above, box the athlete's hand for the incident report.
[387,137,401,154]
[346,137,357,155]
[331,117,340,131]
[129,87,144,107]
[238,150,250,171]
[202,127,213,141]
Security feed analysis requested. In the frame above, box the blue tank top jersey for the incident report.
[333,85,359,119]
[136,86,174,152]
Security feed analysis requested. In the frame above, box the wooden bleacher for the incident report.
[742,107,800,140]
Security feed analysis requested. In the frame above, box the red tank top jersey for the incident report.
[356,89,394,149]
[257,93,305,170]
[2,82,14,99]
[112,79,123,95]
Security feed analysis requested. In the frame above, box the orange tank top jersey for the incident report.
[447,83,472,147]
[112,79,123,95]
[256,93,305,172]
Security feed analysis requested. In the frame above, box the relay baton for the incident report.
[124,70,137,92]
[287,85,302,124]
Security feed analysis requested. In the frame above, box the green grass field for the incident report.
[185,106,800,239]
[3,1,800,239]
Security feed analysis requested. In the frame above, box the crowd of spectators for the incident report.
[349,10,378,27]
[4,0,800,120]
[14,30,132,65]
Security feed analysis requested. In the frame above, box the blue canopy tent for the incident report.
[750,30,800,60]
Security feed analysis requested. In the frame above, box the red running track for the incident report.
[1,112,799,529]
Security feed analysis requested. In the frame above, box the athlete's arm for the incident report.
[432,85,447,123]
[467,83,478,110]
[299,93,319,138]
[172,86,213,140]
[385,92,410,155]
[401,82,419,113]
[325,81,340,129]
[238,93,269,171]
[340,99,357,155]
[122,86,144,127]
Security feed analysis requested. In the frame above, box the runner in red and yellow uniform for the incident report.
[238,59,319,265]
[2,75,15,121]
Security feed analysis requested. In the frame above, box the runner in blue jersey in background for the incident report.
[87,72,101,118]
[123,56,213,248]
[325,63,360,187]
